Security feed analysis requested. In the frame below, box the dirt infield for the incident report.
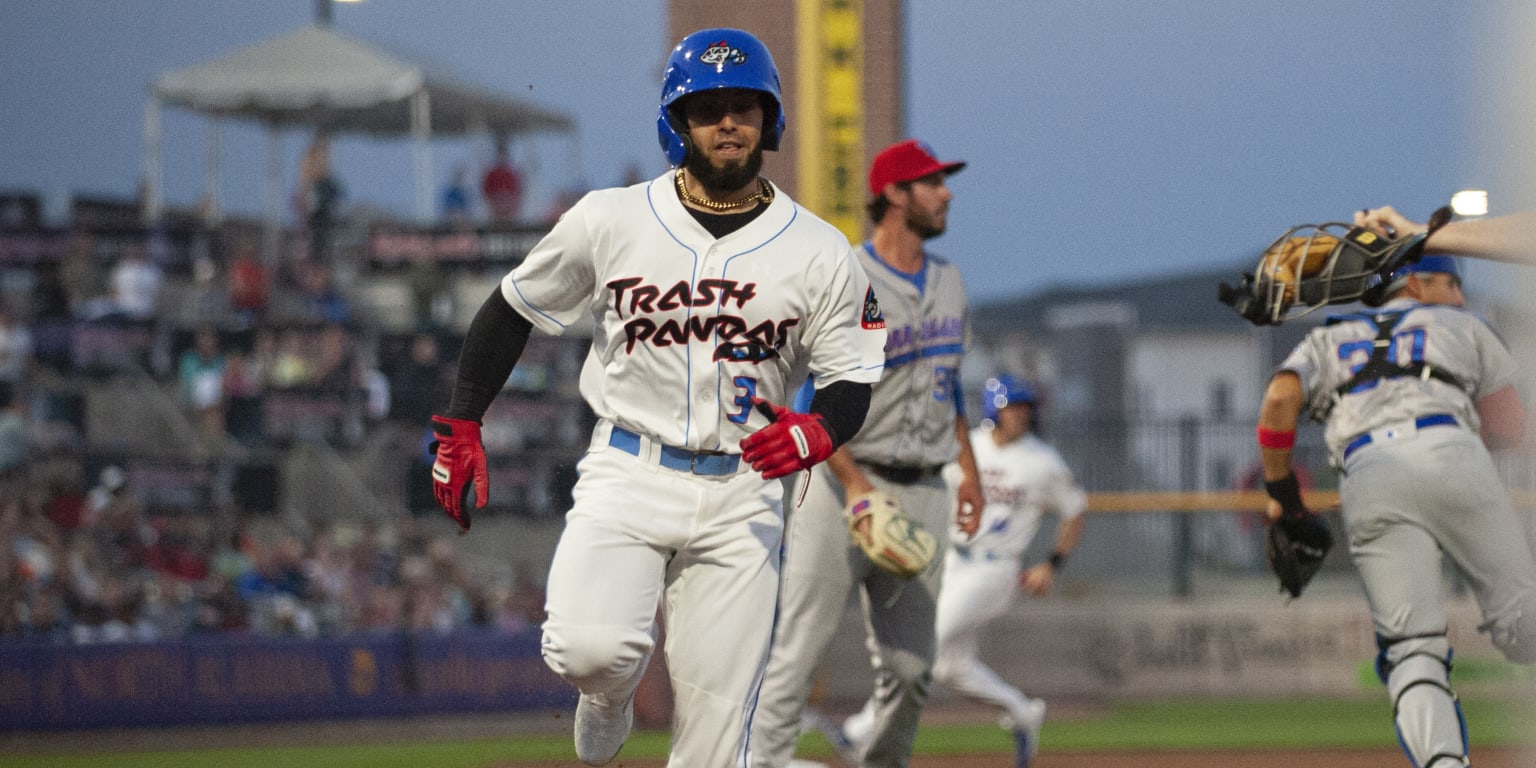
[494,746,1530,767]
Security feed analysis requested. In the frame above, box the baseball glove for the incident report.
[1264,512,1333,599]
[845,490,938,579]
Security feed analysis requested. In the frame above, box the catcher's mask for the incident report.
[1218,207,1451,326]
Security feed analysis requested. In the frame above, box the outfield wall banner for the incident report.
[814,595,1534,703]
[0,630,574,731]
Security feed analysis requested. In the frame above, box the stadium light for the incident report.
[1450,189,1489,217]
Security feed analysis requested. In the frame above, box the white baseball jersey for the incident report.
[1279,298,1516,464]
[502,173,887,451]
[927,428,1082,737]
[943,429,1086,554]
[514,173,886,768]
[842,242,970,466]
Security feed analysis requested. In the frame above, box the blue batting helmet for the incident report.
[1386,253,1461,294]
[657,28,784,167]
[981,375,1039,423]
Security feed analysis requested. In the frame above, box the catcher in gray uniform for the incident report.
[750,139,984,768]
[1257,254,1536,768]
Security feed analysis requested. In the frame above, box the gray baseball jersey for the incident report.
[1280,298,1515,465]
[752,241,970,768]
[1278,296,1536,767]
[842,241,971,466]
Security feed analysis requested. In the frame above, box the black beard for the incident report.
[685,146,765,197]
[909,212,946,240]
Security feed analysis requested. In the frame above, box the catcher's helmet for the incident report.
[981,375,1038,423]
[1391,253,1461,282]
[657,28,784,167]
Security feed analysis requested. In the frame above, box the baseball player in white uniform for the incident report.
[751,139,984,768]
[1258,255,1536,768]
[842,374,1084,768]
[427,29,886,768]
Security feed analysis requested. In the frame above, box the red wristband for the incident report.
[1257,426,1296,449]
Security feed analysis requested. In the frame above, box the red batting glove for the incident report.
[429,415,488,532]
[740,398,835,480]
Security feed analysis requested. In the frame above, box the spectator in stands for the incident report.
[237,532,317,637]
[407,258,450,330]
[0,305,35,386]
[495,560,548,634]
[293,135,344,263]
[293,260,350,324]
[482,140,523,223]
[389,331,450,427]
[86,466,150,573]
[226,239,270,328]
[178,327,227,458]
[0,383,29,498]
[59,233,101,319]
[270,329,313,388]
[116,243,163,319]
[222,345,267,447]
[42,477,87,534]
[86,243,161,321]
[302,523,354,633]
[142,515,210,584]
[245,326,279,388]
[441,165,472,226]
[186,250,230,326]
[308,323,355,392]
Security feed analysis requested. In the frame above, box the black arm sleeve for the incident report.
[442,288,533,422]
[807,379,872,449]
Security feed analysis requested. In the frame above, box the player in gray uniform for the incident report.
[751,139,984,768]
[1257,255,1536,768]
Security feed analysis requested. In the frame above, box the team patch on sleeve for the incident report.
[861,285,886,330]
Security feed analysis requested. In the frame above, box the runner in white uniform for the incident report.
[751,139,984,768]
[1257,255,1536,768]
[426,29,885,768]
[842,375,1084,768]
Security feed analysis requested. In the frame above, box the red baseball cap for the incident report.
[868,139,966,197]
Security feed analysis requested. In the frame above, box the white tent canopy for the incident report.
[144,24,575,229]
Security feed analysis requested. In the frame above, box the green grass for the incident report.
[7,697,1533,767]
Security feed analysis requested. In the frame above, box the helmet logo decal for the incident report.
[700,40,749,67]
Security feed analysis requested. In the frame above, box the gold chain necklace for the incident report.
[674,171,774,212]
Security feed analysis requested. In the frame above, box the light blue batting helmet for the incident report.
[656,28,784,167]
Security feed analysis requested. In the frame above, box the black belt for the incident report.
[861,462,945,485]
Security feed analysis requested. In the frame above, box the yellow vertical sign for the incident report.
[796,0,864,240]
